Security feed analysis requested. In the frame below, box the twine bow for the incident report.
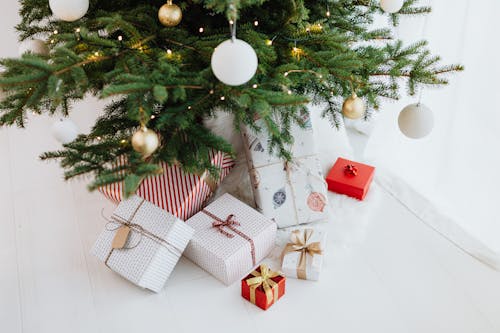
[281,229,322,280]
[344,164,358,176]
[102,199,182,267]
[245,264,281,306]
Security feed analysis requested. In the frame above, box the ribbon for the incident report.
[344,164,358,176]
[202,210,256,266]
[281,229,322,280]
[103,199,183,267]
[284,161,301,226]
[245,264,282,306]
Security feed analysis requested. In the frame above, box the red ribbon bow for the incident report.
[211,214,241,238]
[202,209,256,266]
[344,164,358,176]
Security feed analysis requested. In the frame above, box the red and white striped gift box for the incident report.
[99,150,235,221]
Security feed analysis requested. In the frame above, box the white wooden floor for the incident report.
[2,115,500,333]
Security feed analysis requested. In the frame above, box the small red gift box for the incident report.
[241,264,285,310]
[326,157,375,200]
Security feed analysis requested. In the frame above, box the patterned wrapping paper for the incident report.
[91,195,195,293]
[183,193,277,286]
[281,229,326,281]
[242,113,329,229]
[99,149,235,221]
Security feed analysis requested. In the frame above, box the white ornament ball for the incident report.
[398,103,434,139]
[18,39,49,56]
[51,119,79,144]
[49,0,89,22]
[380,0,404,13]
[211,38,258,86]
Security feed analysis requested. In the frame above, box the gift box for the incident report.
[242,112,329,229]
[326,157,375,200]
[99,150,235,220]
[281,229,325,281]
[241,264,286,310]
[91,195,194,292]
[183,193,277,285]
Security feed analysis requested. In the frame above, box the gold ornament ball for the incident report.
[158,1,182,27]
[342,93,366,119]
[132,127,160,158]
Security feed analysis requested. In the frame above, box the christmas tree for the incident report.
[0,0,462,195]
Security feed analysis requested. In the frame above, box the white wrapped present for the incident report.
[242,112,329,228]
[91,195,194,292]
[183,193,277,285]
[281,229,326,281]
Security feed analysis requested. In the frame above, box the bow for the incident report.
[281,229,322,280]
[344,164,358,176]
[245,264,281,306]
[211,214,241,238]
[202,210,256,266]
[103,199,182,268]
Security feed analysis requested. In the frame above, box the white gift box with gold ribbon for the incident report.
[281,229,326,281]
[91,195,195,292]
[242,113,329,229]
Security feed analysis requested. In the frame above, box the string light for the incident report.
[253,20,259,26]
[53,30,58,35]
[117,35,123,41]
[287,90,292,95]
[75,28,81,33]
[120,139,127,144]
[265,39,273,46]
[209,89,214,94]
[229,20,234,25]
[96,136,102,141]
[199,27,204,33]
[220,96,225,101]
[284,72,289,77]
[252,84,258,89]
[150,115,156,119]
[166,49,172,55]
[187,106,192,110]
[326,10,331,17]
[291,46,304,60]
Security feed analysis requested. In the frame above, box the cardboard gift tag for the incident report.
[112,225,131,249]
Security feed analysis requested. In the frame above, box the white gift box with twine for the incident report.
[242,113,330,229]
[91,195,194,292]
[281,228,326,281]
[183,193,277,285]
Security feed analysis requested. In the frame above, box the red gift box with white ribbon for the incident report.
[325,157,375,200]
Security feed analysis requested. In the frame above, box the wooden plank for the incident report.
[0,129,23,333]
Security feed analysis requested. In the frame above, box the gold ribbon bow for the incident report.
[281,229,322,280]
[245,264,281,306]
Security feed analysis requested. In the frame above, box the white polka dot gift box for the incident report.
[91,195,195,292]
[241,111,330,229]
[183,193,277,285]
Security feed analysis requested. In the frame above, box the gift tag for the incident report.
[112,225,131,249]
